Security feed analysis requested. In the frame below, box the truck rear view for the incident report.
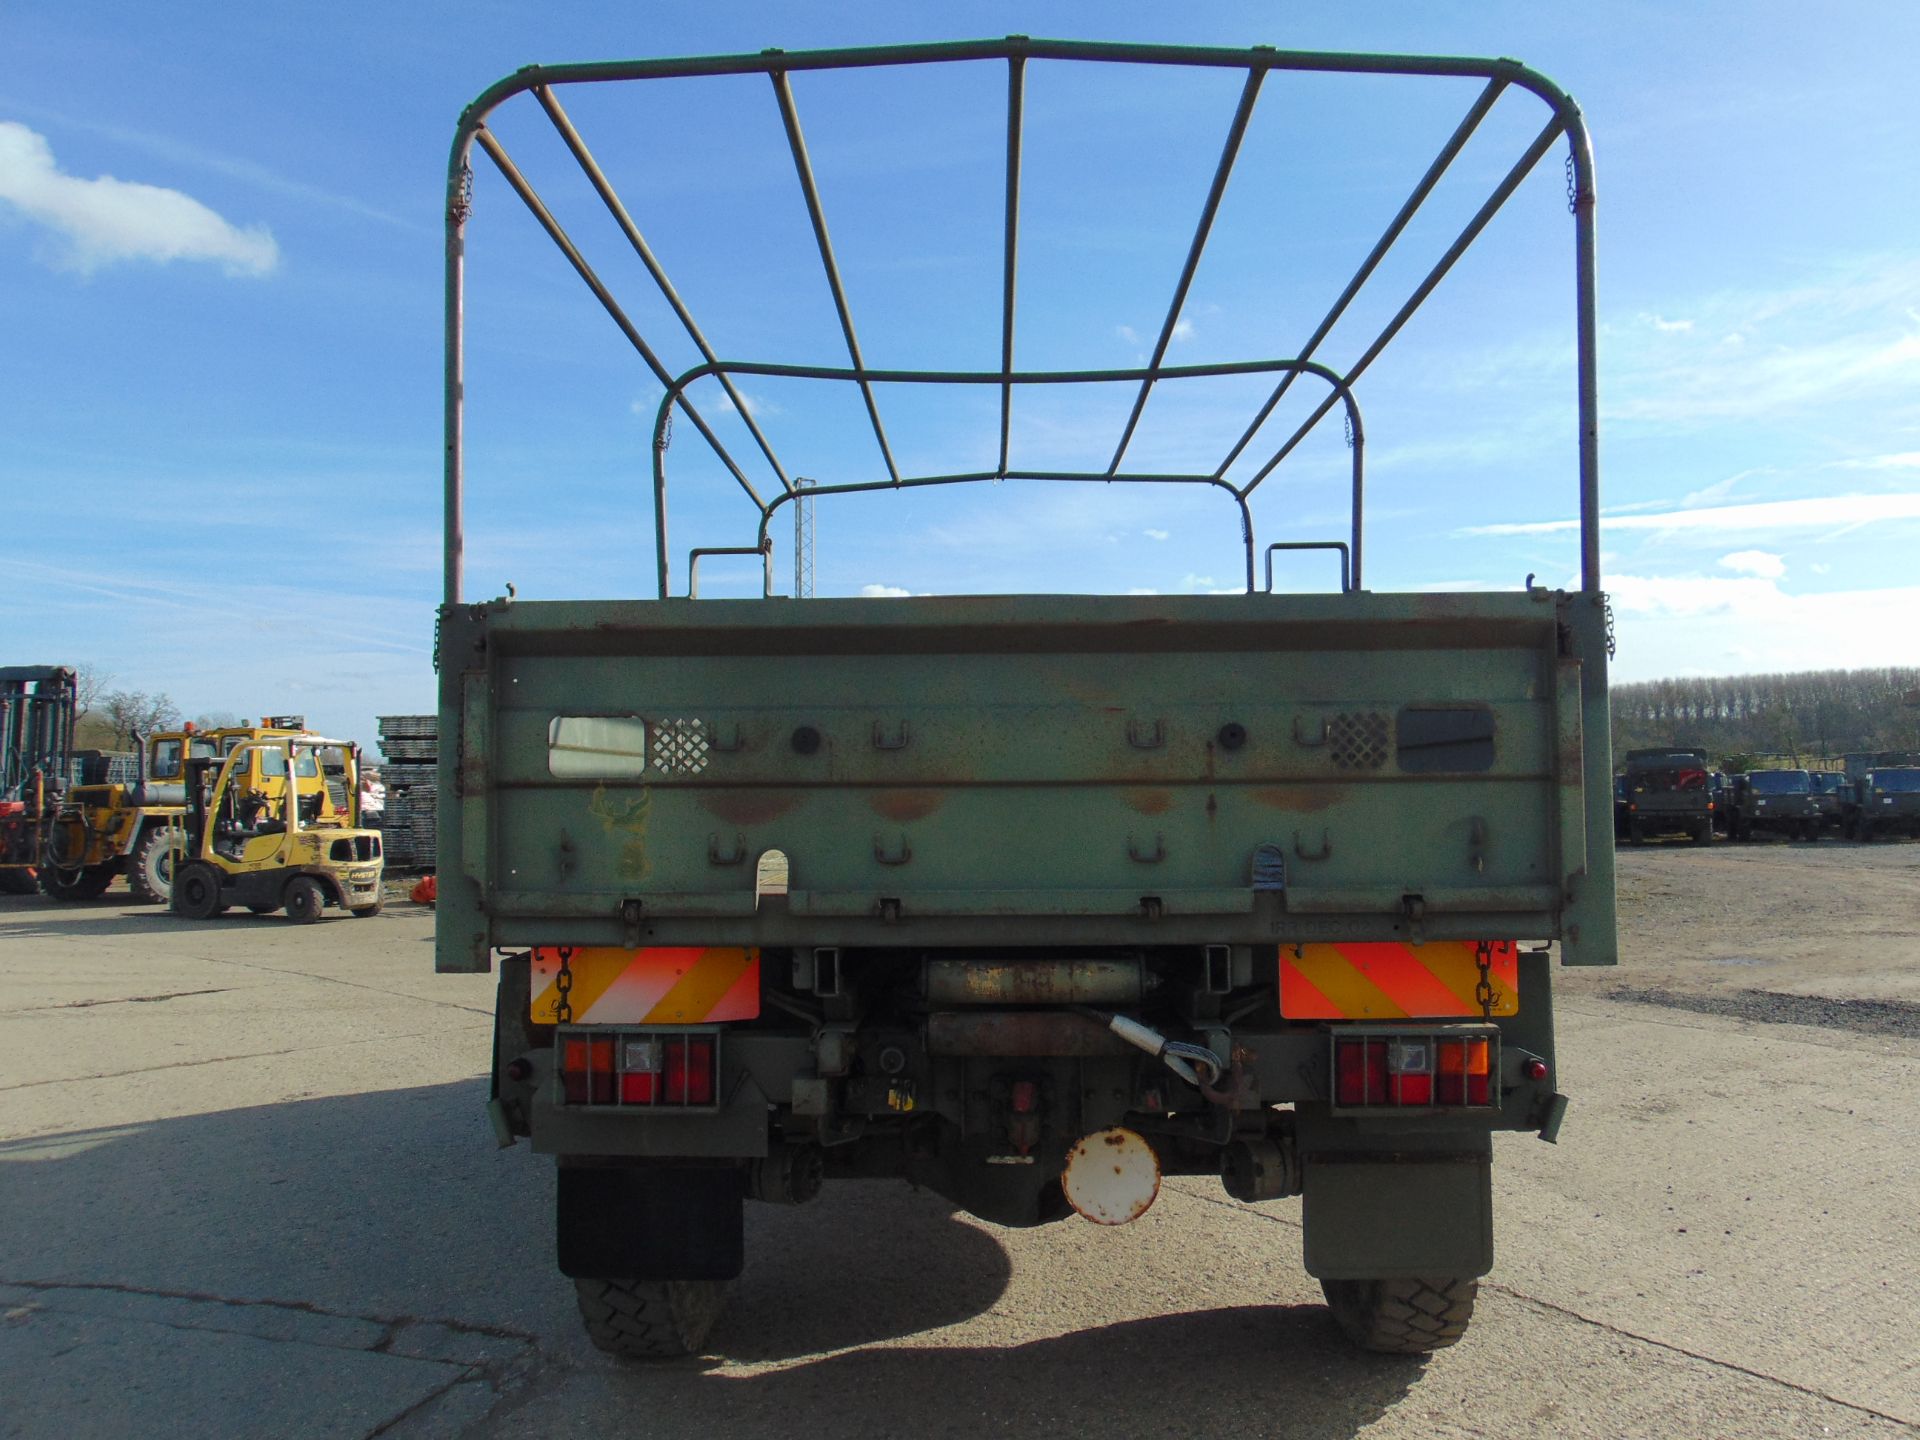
[437,39,1616,1358]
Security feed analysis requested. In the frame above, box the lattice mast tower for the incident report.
[793,476,816,599]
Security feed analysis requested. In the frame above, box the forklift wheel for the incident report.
[349,897,383,918]
[284,875,327,923]
[171,863,225,920]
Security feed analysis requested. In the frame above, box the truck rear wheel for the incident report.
[1320,1276,1477,1354]
[129,827,183,904]
[573,1278,728,1359]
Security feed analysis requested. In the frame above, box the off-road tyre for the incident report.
[128,827,183,904]
[1321,1276,1477,1354]
[349,896,383,918]
[0,868,37,896]
[1854,820,1873,843]
[1693,822,1712,845]
[1628,820,1644,846]
[573,1278,728,1360]
[284,875,326,923]
[39,864,115,901]
[171,862,225,920]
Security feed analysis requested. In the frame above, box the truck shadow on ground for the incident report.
[0,1080,1423,1438]
[592,1305,1423,1440]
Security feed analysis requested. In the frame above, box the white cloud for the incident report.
[1126,587,1159,596]
[1718,549,1786,578]
[715,390,779,418]
[1463,492,1920,537]
[859,584,912,598]
[1143,528,1170,541]
[1644,313,1693,333]
[0,121,277,276]
[1171,318,1195,342]
[1116,324,1142,346]
[1831,451,1920,471]
[1607,573,1920,678]
[1179,573,1216,590]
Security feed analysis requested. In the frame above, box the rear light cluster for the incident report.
[557,1027,720,1108]
[1333,1029,1498,1110]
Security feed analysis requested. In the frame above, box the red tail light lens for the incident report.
[663,1038,715,1105]
[1335,1038,1388,1105]
[561,1035,615,1105]
[558,1029,719,1107]
[1333,1030,1497,1110]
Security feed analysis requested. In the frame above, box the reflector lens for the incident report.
[1394,1072,1434,1105]
[620,1071,657,1104]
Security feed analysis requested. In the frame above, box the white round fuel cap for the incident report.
[1062,1126,1161,1225]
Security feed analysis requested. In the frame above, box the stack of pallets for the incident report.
[375,715,437,870]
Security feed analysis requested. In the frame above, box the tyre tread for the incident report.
[573,1278,726,1360]
[1322,1276,1477,1354]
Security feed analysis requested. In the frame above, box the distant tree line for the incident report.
[1612,667,1920,765]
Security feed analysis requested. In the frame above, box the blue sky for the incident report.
[3,2,1917,750]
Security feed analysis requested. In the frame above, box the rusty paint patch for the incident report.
[1122,788,1174,816]
[869,789,945,823]
[700,790,801,825]
[1251,786,1340,812]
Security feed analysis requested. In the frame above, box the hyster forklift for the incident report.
[170,735,384,922]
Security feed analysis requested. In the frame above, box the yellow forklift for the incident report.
[42,721,346,903]
[169,734,384,922]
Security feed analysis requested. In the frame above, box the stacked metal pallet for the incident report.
[375,715,437,869]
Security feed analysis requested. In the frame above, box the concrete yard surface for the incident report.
[2,841,1917,1438]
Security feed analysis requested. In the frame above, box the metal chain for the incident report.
[1474,939,1496,1019]
[553,945,576,1025]
[1604,595,1617,659]
[1343,412,1354,449]
[450,163,474,227]
[1565,152,1578,214]
[656,408,674,452]
[431,612,442,674]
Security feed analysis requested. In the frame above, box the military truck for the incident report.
[1725,769,1820,841]
[1619,748,1713,845]
[439,40,1614,1358]
[1808,771,1852,836]
[1852,767,1920,841]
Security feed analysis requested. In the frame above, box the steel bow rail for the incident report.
[444,38,1599,604]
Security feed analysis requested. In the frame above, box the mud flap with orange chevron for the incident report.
[1279,940,1519,1019]
[530,946,761,1025]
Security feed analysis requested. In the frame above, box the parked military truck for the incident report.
[1725,769,1821,842]
[1852,767,1920,841]
[1619,748,1713,845]
[1809,771,1852,836]
[439,39,1615,1358]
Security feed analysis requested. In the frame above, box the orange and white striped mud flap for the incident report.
[1279,941,1519,1019]
[529,946,760,1025]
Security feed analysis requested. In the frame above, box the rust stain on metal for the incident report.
[1251,786,1340,812]
[700,790,801,825]
[1122,787,1173,816]
[869,789,945,822]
